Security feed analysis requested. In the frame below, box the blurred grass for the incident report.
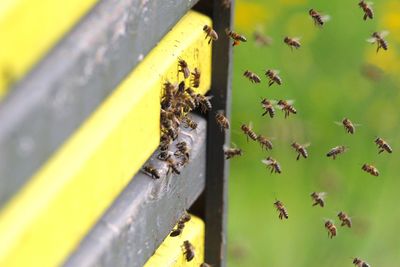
[228,0,400,266]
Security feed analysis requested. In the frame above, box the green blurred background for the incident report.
[227,0,400,266]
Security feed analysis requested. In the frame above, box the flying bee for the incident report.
[324,220,337,238]
[178,58,190,79]
[367,31,389,53]
[291,142,309,160]
[310,192,326,207]
[223,145,243,159]
[253,30,273,46]
[353,257,371,267]
[170,212,191,237]
[274,200,288,220]
[335,118,359,134]
[260,98,275,118]
[182,240,195,262]
[359,1,374,20]
[203,25,218,45]
[375,137,392,154]
[262,156,281,174]
[284,37,301,50]
[257,135,273,150]
[197,94,213,113]
[143,164,160,179]
[191,68,201,88]
[215,111,230,131]
[277,100,297,118]
[337,211,352,228]
[240,123,257,141]
[225,28,247,46]
[362,163,379,176]
[309,9,330,26]
[265,69,282,86]
[243,70,261,83]
[326,145,347,159]
[184,116,198,130]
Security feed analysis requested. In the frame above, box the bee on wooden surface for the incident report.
[143,164,160,179]
[277,100,297,118]
[184,116,198,130]
[203,25,218,45]
[324,220,337,238]
[178,58,190,79]
[359,1,374,20]
[337,211,352,228]
[284,37,301,50]
[309,9,330,27]
[215,111,230,131]
[265,69,282,86]
[338,117,359,134]
[223,145,243,159]
[240,123,257,141]
[310,192,326,207]
[274,200,288,220]
[164,154,180,175]
[170,212,191,237]
[353,257,371,267]
[221,0,231,9]
[243,70,261,83]
[367,31,389,53]
[225,28,247,46]
[162,81,177,109]
[190,68,201,88]
[253,30,273,47]
[257,135,273,151]
[375,137,392,154]
[326,145,347,159]
[262,156,281,174]
[260,98,275,118]
[291,142,309,160]
[197,94,213,113]
[362,163,379,176]
[182,240,195,262]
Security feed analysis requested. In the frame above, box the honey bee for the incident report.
[375,137,392,154]
[262,156,282,174]
[157,151,172,161]
[215,111,230,131]
[184,116,198,130]
[353,257,371,267]
[277,100,297,118]
[335,118,359,134]
[178,58,190,79]
[253,30,273,47]
[203,25,218,45]
[170,212,191,237]
[367,31,389,53]
[241,123,257,141]
[182,240,195,262]
[359,0,374,20]
[162,81,177,109]
[197,94,213,113]
[223,146,243,159]
[225,28,247,46]
[159,134,172,151]
[265,69,282,86]
[310,192,326,207]
[284,37,301,50]
[337,211,352,228]
[243,70,261,83]
[326,145,347,159]
[257,135,273,150]
[260,98,275,118]
[274,200,288,220]
[191,68,201,88]
[143,164,160,179]
[362,163,379,176]
[309,9,330,26]
[165,154,180,175]
[175,141,190,163]
[291,142,309,160]
[324,220,337,238]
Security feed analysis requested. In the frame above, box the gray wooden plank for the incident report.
[63,114,206,267]
[0,0,199,207]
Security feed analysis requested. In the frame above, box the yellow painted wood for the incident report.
[144,215,205,267]
[0,0,99,99]
[0,11,212,267]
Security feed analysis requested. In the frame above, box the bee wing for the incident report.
[380,30,390,37]
[366,37,377,43]
[293,37,302,41]
[286,99,295,105]
[334,121,343,126]
[273,69,280,74]
[353,123,362,127]
[319,192,328,198]
[249,121,254,129]
[302,142,311,148]
[261,159,274,165]
[223,145,231,152]
[321,15,331,22]
[367,1,374,5]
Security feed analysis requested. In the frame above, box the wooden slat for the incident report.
[0,10,211,267]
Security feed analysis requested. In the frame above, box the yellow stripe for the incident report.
[0,11,211,267]
[0,0,99,99]
[144,215,205,267]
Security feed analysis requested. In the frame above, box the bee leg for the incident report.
[268,80,274,86]
[363,14,367,20]
[376,44,381,53]
[296,154,300,161]
[378,149,384,154]
[208,38,212,45]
